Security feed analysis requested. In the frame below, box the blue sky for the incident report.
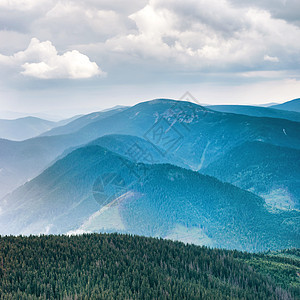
[0,0,299,117]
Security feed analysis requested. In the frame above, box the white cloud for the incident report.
[104,0,300,71]
[264,55,279,62]
[0,0,53,11]
[0,38,105,79]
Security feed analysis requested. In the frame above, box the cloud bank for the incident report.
[0,0,299,75]
[0,38,104,79]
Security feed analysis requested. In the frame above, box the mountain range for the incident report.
[0,115,81,141]
[0,98,299,252]
[1,99,300,198]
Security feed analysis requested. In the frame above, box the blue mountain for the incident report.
[208,104,300,122]
[271,98,300,113]
[0,117,56,141]
[40,106,128,137]
[1,99,300,199]
[1,145,298,252]
[202,141,300,210]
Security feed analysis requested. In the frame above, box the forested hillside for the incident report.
[202,141,300,209]
[0,234,299,299]
[1,146,299,251]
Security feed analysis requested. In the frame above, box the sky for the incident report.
[0,0,299,118]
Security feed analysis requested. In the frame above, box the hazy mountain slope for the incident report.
[88,134,188,167]
[0,132,187,199]
[1,234,298,299]
[0,111,65,120]
[207,105,300,122]
[1,99,300,198]
[0,133,85,198]
[49,134,189,178]
[271,98,300,112]
[202,141,300,209]
[0,117,56,141]
[0,115,82,141]
[1,145,299,252]
[40,106,128,137]
[100,105,128,112]
[55,114,83,126]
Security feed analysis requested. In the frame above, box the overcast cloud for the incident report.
[0,0,299,115]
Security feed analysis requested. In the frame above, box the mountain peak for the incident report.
[134,98,209,112]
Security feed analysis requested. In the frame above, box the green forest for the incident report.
[0,233,299,299]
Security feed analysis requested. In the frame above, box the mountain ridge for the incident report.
[1,98,300,198]
[1,144,299,252]
[207,104,300,122]
[271,98,300,112]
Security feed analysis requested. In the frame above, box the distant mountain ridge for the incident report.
[0,106,127,198]
[1,98,300,199]
[40,106,128,137]
[0,117,56,141]
[1,145,299,252]
[208,104,300,122]
[0,115,81,141]
[271,98,300,112]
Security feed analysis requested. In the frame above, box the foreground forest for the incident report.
[0,234,299,299]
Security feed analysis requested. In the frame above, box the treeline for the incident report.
[0,233,299,299]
